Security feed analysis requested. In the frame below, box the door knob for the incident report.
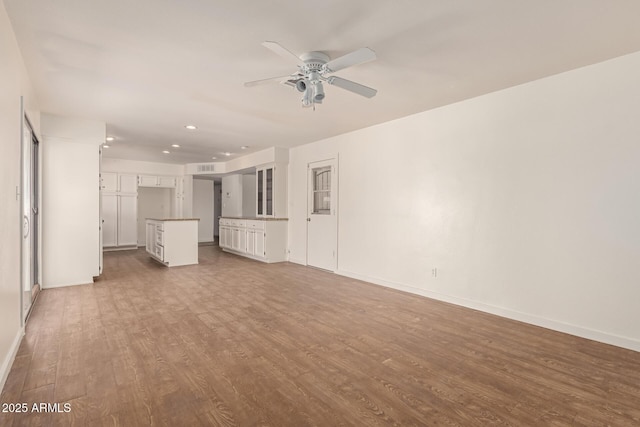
[307,218,311,222]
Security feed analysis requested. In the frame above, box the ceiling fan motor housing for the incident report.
[300,52,330,79]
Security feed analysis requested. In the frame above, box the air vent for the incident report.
[196,164,215,173]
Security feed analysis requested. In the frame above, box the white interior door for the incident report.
[307,159,337,271]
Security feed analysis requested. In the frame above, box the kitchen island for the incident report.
[145,218,199,267]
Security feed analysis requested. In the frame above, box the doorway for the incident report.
[306,159,337,271]
[21,112,40,323]
[214,182,222,242]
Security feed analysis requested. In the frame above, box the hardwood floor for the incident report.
[2,246,640,426]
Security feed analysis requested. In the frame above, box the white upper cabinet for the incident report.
[138,175,158,187]
[157,176,177,188]
[138,174,177,188]
[119,174,138,193]
[102,172,138,193]
[256,163,287,218]
[101,172,118,192]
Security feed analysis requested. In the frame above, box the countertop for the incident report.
[219,216,288,221]
[146,218,200,221]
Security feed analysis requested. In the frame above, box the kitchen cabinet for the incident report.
[246,226,266,258]
[101,172,118,192]
[256,163,287,218]
[219,224,229,248]
[218,217,287,263]
[119,174,138,193]
[146,219,199,267]
[102,173,138,249]
[158,176,177,188]
[117,195,138,246]
[138,174,177,188]
[102,193,137,248]
[102,194,118,247]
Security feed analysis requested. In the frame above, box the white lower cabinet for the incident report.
[218,218,287,263]
[102,194,118,247]
[145,219,199,267]
[118,194,138,246]
[102,193,137,249]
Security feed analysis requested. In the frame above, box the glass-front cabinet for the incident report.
[266,167,273,216]
[256,163,286,218]
[257,169,264,216]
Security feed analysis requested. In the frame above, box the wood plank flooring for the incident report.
[1,246,640,426]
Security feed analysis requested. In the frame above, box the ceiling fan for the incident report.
[244,41,377,108]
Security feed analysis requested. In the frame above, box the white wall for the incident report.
[242,174,256,217]
[193,179,214,242]
[221,174,243,217]
[289,51,640,352]
[182,175,194,218]
[0,1,40,393]
[186,146,289,175]
[41,115,104,288]
[221,174,256,218]
[102,158,185,176]
[137,187,172,245]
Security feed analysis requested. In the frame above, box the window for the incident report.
[312,167,331,214]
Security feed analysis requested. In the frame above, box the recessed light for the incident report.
[211,157,217,160]
[240,146,249,150]
[162,150,170,154]
[171,144,180,148]
[103,144,110,148]
[106,136,115,142]
[223,152,231,156]
[185,125,197,130]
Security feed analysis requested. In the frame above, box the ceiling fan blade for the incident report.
[324,47,376,73]
[326,76,377,98]
[244,74,294,87]
[261,41,301,65]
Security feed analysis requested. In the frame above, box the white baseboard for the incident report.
[288,257,307,266]
[42,279,93,289]
[103,246,137,252]
[0,328,24,394]
[336,269,640,353]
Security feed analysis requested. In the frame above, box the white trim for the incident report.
[42,280,93,290]
[336,269,640,353]
[0,328,24,394]
[19,96,25,326]
[288,257,307,266]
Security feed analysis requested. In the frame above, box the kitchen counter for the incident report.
[219,216,288,221]
[146,218,200,221]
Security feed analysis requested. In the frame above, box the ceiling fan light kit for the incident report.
[245,41,377,108]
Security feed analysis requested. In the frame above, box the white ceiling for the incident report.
[6,0,640,164]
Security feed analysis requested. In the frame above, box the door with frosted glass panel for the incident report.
[307,159,337,271]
